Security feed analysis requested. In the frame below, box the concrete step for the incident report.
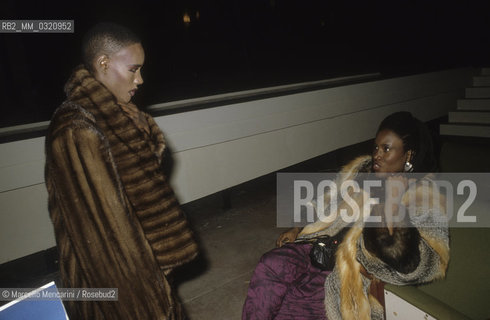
[457,99,490,110]
[481,68,490,76]
[466,87,490,98]
[440,123,490,138]
[473,76,490,87]
[448,111,490,124]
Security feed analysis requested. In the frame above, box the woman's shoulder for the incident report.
[47,100,101,142]
[52,100,95,122]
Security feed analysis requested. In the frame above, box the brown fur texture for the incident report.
[337,226,371,320]
[45,66,198,319]
[299,156,372,237]
[401,179,450,279]
[299,156,449,320]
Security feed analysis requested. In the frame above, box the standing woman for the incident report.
[45,23,198,319]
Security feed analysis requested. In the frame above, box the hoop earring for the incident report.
[404,161,413,172]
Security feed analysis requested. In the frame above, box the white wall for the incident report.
[0,68,472,264]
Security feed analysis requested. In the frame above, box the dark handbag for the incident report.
[307,227,350,271]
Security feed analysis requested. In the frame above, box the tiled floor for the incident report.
[174,174,284,319]
[171,141,358,319]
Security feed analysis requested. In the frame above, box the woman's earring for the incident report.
[404,161,413,172]
[101,61,108,74]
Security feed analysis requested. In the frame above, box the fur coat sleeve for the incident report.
[323,178,449,320]
[297,156,449,320]
[45,111,179,319]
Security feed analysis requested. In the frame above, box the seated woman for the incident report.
[242,112,449,320]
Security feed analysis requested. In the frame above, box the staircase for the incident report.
[439,68,490,172]
[440,68,490,138]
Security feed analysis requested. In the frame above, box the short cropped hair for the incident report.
[82,22,141,73]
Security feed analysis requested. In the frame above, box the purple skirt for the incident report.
[242,243,330,320]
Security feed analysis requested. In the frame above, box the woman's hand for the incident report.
[276,227,302,247]
[384,175,413,235]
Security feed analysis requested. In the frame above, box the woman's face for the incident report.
[95,43,145,104]
[372,129,411,175]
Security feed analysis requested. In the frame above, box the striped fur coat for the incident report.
[299,156,449,320]
[45,66,198,319]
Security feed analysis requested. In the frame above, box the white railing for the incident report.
[0,68,473,264]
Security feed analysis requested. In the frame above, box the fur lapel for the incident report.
[65,66,160,162]
[299,155,372,236]
[64,66,198,269]
[322,157,449,320]
[296,155,449,319]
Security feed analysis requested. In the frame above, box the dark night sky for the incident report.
[1,0,490,127]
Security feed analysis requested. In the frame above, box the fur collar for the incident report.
[63,66,198,269]
[310,156,451,320]
[299,155,372,237]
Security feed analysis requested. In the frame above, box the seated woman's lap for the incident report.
[242,243,330,320]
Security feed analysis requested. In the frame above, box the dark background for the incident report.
[1,0,490,128]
